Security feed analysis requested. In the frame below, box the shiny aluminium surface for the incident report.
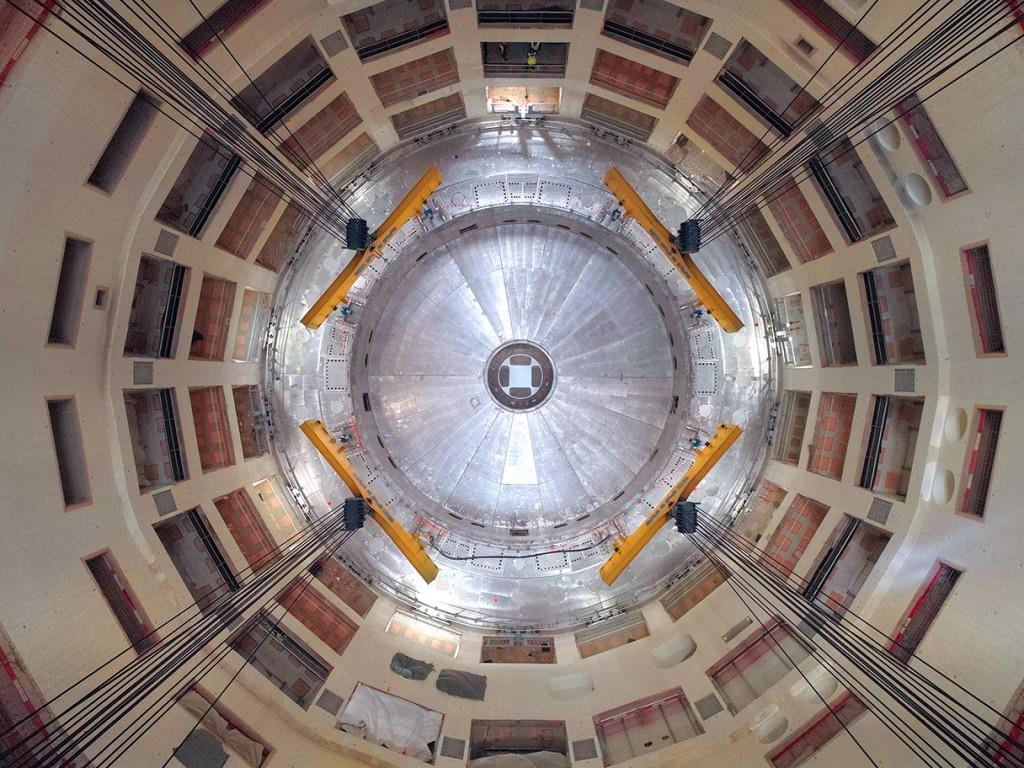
[266,119,776,629]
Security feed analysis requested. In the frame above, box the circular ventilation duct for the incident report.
[268,120,774,628]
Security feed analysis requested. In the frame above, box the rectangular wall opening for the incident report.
[890,562,960,662]
[47,398,90,508]
[385,610,461,657]
[48,237,92,346]
[803,516,890,617]
[189,386,235,472]
[232,384,269,459]
[961,244,1005,355]
[214,488,277,571]
[580,93,657,142]
[590,49,679,109]
[276,578,358,655]
[155,507,239,613]
[124,388,189,491]
[482,42,568,78]
[686,94,768,169]
[601,0,710,65]
[252,475,300,539]
[470,719,568,761]
[772,390,811,465]
[232,288,270,362]
[594,689,702,765]
[85,551,156,654]
[370,49,459,108]
[315,556,378,617]
[480,635,556,664]
[707,621,808,713]
[216,173,281,259]
[808,138,894,242]
[738,208,790,277]
[737,479,788,543]
[767,177,833,263]
[88,91,159,192]
[897,94,968,198]
[231,37,334,131]
[180,0,272,57]
[477,0,573,27]
[123,255,189,358]
[575,611,649,658]
[859,395,924,500]
[256,203,310,273]
[769,693,868,767]
[807,392,856,480]
[390,93,467,141]
[810,279,857,366]
[339,684,441,762]
[156,134,241,237]
[960,408,1002,519]
[761,495,828,577]
[228,612,331,708]
[773,292,812,368]
[486,86,562,116]
[860,261,925,365]
[782,0,877,62]
[717,39,820,135]
[278,92,362,170]
[660,559,728,620]
[189,274,237,361]
[343,0,449,62]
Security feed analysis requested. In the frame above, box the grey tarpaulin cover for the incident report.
[390,652,434,680]
[469,752,571,768]
[436,668,487,700]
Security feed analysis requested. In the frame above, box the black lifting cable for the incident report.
[696,510,1024,742]
[119,0,359,221]
[689,534,954,768]
[0,506,351,768]
[102,531,356,768]
[5,0,356,247]
[2,516,349,768]
[693,522,1020,768]
[690,515,1024,767]
[6,523,352,768]
[700,0,1019,238]
[701,0,1024,242]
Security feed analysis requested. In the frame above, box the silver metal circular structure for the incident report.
[485,341,555,412]
[267,119,776,629]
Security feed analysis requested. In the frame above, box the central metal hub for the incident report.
[485,341,556,411]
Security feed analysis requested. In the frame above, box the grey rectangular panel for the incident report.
[153,489,177,517]
[694,693,723,720]
[440,736,466,759]
[154,229,178,256]
[133,360,154,385]
[320,30,349,56]
[448,0,472,8]
[872,235,896,262]
[894,368,915,392]
[175,730,228,768]
[579,0,604,10]
[572,738,598,760]
[868,497,893,525]
[704,32,732,60]
[316,689,344,715]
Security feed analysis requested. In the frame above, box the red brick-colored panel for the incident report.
[279,92,361,170]
[390,92,466,140]
[190,274,236,361]
[385,611,461,656]
[589,49,678,109]
[189,386,235,471]
[320,132,379,180]
[686,94,768,169]
[602,0,710,65]
[0,0,53,87]
[370,48,459,108]
[317,557,377,617]
[660,566,727,620]
[766,177,833,263]
[278,579,358,655]
[807,393,856,480]
[216,173,281,259]
[255,202,310,273]
[214,488,277,571]
[231,384,266,460]
[580,93,657,141]
[761,494,828,576]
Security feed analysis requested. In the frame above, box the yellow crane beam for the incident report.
[599,423,743,586]
[299,419,439,584]
[603,167,744,334]
[300,165,444,329]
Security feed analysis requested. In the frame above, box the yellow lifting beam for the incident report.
[299,419,440,584]
[603,167,744,334]
[300,165,444,329]
[599,423,743,586]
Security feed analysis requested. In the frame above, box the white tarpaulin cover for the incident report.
[469,752,571,768]
[338,683,443,762]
